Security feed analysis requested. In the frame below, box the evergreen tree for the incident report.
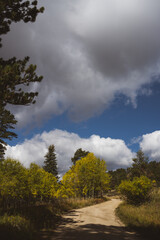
[71,148,89,165]
[128,149,149,179]
[0,108,17,158]
[43,145,58,178]
[147,161,160,185]
[0,1,44,159]
[108,168,127,189]
[0,0,44,46]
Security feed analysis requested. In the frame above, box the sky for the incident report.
[2,0,160,175]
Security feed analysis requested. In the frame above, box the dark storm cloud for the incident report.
[1,0,160,126]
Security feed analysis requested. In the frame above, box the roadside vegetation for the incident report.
[118,176,154,204]
[116,188,160,239]
[0,150,109,240]
[114,150,160,239]
[1,146,160,239]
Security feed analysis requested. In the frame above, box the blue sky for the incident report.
[10,81,160,151]
[3,0,160,174]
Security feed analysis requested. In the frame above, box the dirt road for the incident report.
[40,199,143,240]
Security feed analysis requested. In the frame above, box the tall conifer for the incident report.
[43,145,58,178]
[0,1,44,159]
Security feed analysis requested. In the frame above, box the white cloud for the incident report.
[5,129,134,175]
[2,0,160,126]
[140,130,160,161]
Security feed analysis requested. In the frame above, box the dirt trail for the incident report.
[40,199,144,240]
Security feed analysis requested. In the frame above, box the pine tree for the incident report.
[0,0,44,47]
[0,1,44,159]
[0,107,17,159]
[71,148,89,165]
[43,145,58,178]
[127,149,149,179]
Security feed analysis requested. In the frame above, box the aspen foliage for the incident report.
[58,153,110,198]
[0,159,58,209]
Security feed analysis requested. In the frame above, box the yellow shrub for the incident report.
[118,176,153,204]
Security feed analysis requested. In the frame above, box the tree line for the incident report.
[109,149,160,189]
[1,143,159,210]
[0,146,110,210]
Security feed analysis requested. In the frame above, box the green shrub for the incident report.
[118,176,153,204]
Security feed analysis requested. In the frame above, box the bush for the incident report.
[118,176,153,204]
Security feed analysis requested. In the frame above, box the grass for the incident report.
[0,214,33,240]
[57,197,108,212]
[116,188,160,239]
[0,196,108,240]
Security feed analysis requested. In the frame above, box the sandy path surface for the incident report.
[40,199,144,240]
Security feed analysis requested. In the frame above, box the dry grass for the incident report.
[0,214,33,240]
[116,188,160,239]
[57,197,108,212]
[0,196,108,240]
